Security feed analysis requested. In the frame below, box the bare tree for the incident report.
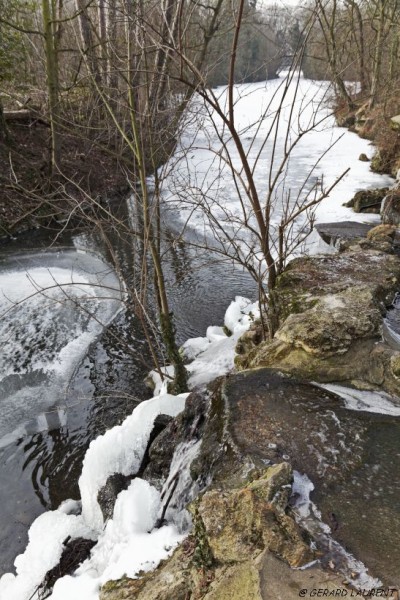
[157,0,348,336]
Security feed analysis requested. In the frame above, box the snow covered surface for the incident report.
[159,76,392,261]
[80,392,188,532]
[316,383,400,416]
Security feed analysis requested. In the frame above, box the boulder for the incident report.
[344,187,388,213]
[236,246,400,394]
[370,149,391,174]
[100,463,314,600]
[367,223,396,240]
[390,115,400,131]
[381,189,400,225]
[100,551,350,600]
[101,368,400,597]
[275,286,381,356]
[315,221,373,248]
[268,246,400,324]
[194,464,312,568]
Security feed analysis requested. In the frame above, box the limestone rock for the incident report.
[193,463,313,568]
[367,224,396,240]
[205,562,262,600]
[371,149,391,174]
[275,287,381,356]
[344,187,388,213]
[390,353,400,378]
[269,247,400,324]
[236,245,400,394]
[390,115,400,130]
[100,549,191,600]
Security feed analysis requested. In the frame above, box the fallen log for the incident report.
[4,109,49,126]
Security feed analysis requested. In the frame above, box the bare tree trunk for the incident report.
[345,0,368,96]
[106,0,118,99]
[316,0,354,108]
[75,0,102,85]
[42,0,61,172]
[0,97,9,143]
[98,0,107,80]
[369,0,385,108]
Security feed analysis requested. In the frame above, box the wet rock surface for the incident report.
[101,368,400,598]
[225,369,400,586]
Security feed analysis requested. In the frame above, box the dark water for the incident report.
[0,206,256,575]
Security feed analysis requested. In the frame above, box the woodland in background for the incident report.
[301,0,400,175]
[0,0,289,201]
[2,0,400,211]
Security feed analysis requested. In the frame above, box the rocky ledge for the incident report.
[98,223,400,599]
[236,226,400,396]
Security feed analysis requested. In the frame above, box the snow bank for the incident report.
[79,392,188,533]
[185,296,259,388]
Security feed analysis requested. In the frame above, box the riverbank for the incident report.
[93,219,400,600]
[0,118,134,238]
[335,99,400,177]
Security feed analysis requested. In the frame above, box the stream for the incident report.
[0,75,398,589]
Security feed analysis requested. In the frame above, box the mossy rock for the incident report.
[344,187,388,213]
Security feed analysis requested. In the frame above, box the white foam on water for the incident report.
[0,251,123,445]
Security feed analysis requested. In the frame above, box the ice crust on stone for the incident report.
[317,383,400,416]
[292,472,382,590]
[79,392,189,533]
